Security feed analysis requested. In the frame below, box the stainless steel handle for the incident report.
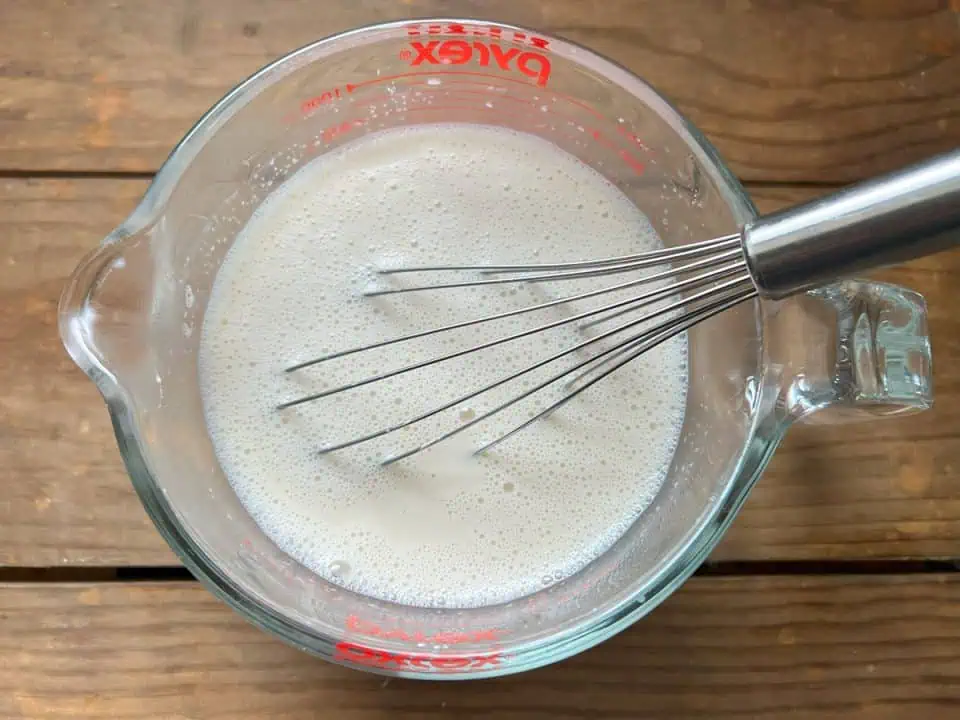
[743,149,960,299]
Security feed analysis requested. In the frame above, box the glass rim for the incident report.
[84,18,772,679]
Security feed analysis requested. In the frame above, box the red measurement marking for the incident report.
[344,71,630,134]
[300,83,358,114]
[290,68,654,161]
[427,87,540,109]
[319,118,365,144]
[288,71,648,173]
[335,642,503,672]
[617,147,646,174]
[616,125,652,152]
[385,101,646,174]
[303,89,582,152]
[402,40,552,87]
[416,88,636,160]
[345,614,504,645]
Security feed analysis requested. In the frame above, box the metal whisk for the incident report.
[280,149,960,463]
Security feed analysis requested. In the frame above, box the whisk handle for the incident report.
[743,148,960,299]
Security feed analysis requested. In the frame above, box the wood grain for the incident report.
[1,177,958,567]
[718,186,960,561]
[1,576,959,718]
[0,178,176,566]
[2,0,959,180]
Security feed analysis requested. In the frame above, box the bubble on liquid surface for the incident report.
[328,560,351,578]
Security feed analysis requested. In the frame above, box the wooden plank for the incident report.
[717,186,960,560]
[1,0,959,180]
[0,178,176,566]
[2,177,959,566]
[1,576,959,718]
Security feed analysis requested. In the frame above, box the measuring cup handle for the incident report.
[764,279,933,424]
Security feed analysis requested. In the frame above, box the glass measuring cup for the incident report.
[59,19,933,678]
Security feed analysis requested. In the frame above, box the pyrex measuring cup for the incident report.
[59,20,933,678]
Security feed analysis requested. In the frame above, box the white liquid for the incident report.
[200,124,687,608]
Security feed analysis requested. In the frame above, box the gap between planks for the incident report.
[2,559,960,584]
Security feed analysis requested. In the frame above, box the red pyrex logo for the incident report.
[335,642,503,672]
[401,24,552,87]
[336,613,507,672]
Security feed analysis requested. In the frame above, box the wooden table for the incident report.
[2,1,960,717]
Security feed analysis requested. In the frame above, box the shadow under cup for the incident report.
[77,21,763,676]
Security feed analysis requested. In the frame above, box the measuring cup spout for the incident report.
[58,221,159,400]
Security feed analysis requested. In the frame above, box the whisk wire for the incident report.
[278,259,748,409]
[381,281,756,465]
[281,235,763,462]
[364,246,744,296]
[286,248,746,372]
[319,273,753,455]
[376,233,742,275]
[471,285,756,458]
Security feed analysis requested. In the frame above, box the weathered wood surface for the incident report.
[0,178,172,566]
[1,0,958,181]
[4,1,960,716]
[2,576,959,718]
[2,178,958,566]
